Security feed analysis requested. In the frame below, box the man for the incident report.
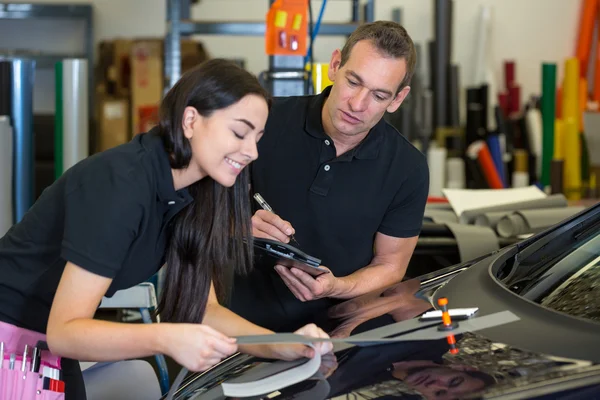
[229,21,429,330]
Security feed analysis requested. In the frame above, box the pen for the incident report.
[21,344,28,372]
[31,346,39,372]
[0,341,3,369]
[9,353,15,370]
[253,193,300,246]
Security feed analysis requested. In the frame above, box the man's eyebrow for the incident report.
[347,70,394,97]
[235,118,255,130]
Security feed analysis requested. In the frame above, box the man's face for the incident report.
[402,365,488,400]
[324,39,410,138]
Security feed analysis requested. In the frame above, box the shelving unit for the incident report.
[164,0,375,94]
[0,2,94,113]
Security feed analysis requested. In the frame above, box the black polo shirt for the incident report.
[0,128,192,333]
[230,86,429,330]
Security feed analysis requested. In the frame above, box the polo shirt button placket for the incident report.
[324,165,331,171]
[324,139,330,146]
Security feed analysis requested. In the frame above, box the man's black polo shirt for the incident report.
[230,86,429,330]
[0,129,192,333]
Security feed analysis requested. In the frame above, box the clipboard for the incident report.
[253,238,329,277]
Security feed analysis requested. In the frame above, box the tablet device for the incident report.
[253,238,329,277]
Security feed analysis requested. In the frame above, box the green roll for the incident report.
[55,61,63,179]
[541,63,557,188]
[55,59,89,179]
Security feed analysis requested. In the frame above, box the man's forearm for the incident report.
[332,262,406,299]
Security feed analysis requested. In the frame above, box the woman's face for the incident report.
[183,94,269,187]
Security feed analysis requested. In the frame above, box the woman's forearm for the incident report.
[47,318,171,362]
[203,304,277,358]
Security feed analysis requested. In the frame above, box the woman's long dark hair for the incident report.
[156,59,271,323]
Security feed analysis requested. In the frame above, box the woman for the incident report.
[0,59,331,399]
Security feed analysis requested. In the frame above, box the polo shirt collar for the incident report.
[142,127,192,205]
[304,85,384,160]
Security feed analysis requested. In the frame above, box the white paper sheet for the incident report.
[443,186,546,217]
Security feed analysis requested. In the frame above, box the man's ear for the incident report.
[328,49,342,82]
[182,106,199,139]
[387,86,411,114]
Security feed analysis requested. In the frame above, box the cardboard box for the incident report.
[97,97,129,152]
[130,39,163,135]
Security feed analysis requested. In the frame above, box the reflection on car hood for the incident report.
[173,277,600,400]
[540,262,600,323]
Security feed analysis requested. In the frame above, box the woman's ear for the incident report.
[182,106,199,139]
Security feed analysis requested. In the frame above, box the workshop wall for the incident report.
[2,0,580,116]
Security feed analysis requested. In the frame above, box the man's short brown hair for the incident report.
[340,21,416,92]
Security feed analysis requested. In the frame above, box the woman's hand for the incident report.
[268,323,334,361]
[162,324,238,372]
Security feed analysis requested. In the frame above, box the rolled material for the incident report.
[0,61,11,116]
[512,171,529,188]
[465,102,484,146]
[540,63,556,188]
[444,222,499,263]
[447,64,460,127]
[504,61,515,90]
[428,146,447,197]
[474,211,511,229]
[55,59,89,177]
[550,159,564,195]
[575,0,598,78]
[525,108,543,180]
[459,193,568,224]
[433,0,452,129]
[562,58,580,125]
[563,118,581,200]
[11,59,35,223]
[446,157,465,189]
[467,140,503,189]
[486,134,505,186]
[0,116,13,236]
[472,5,492,86]
[421,89,433,155]
[496,206,586,238]
[554,119,564,160]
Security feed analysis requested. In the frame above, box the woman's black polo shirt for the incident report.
[0,129,192,333]
[231,86,429,330]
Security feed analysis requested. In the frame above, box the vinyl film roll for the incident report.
[446,157,465,189]
[447,64,460,127]
[563,118,581,200]
[459,193,568,224]
[55,59,89,177]
[562,58,580,124]
[11,59,35,223]
[496,207,585,238]
[0,116,13,236]
[0,61,11,115]
[428,146,447,197]
[540,63,556,188]
[433,0,452,129]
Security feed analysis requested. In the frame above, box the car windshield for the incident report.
[500,213,600,323]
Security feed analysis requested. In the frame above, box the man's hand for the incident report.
[275,265,344,301]
[252,210,295,243]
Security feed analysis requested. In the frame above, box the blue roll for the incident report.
[10,59,35,223]
[486,134,506,187]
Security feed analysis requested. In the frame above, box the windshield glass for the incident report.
[501,220,600,323]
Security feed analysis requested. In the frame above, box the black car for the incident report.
[164,203,600,399]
